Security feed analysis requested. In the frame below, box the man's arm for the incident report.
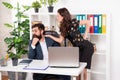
[28,40,36,59]
[52,40,60,46]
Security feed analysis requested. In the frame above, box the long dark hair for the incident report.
[57,8,72,37]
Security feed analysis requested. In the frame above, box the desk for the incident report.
[0,59,87,80]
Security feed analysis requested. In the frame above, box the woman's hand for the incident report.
[83,35,88,40]
[45,35,52,38]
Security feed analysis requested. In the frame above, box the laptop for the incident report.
[48,47,80,68]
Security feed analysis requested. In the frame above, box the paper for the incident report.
[23,60,48,70]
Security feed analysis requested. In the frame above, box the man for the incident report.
[28,23,70,80]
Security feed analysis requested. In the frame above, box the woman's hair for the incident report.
[57,8,72,37]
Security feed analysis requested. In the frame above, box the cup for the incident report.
[0,58,7,67]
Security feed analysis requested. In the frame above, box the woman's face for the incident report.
[57,13,63,22]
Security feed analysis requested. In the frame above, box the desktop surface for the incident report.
[0,59,87,76]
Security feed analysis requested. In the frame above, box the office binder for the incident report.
[94,15,99,33]
[87,14,94,33]
[76,15,82,33]
[98,15,102,33]
[102,14,106,33]
[82,15,86,33]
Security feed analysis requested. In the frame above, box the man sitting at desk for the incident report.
[28,23,70,80]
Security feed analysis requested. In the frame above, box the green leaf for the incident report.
[14,37,22,43]
[22,5,31,11]
[40,0,47,5]
[8,52,21,58]
[4,37,14,44]
[15,12,23,18]
[4,23,13,28]
[2,2,13,9]
[10,31,18,36]
[32,1,41,8]
[21,15,29,18]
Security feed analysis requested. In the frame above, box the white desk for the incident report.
[0,59,87,80]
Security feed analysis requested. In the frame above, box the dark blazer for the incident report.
[28,37,60,59]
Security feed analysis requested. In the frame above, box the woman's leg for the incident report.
[77,69,87,80]
[83,69,87,80]
[76,74,81,80]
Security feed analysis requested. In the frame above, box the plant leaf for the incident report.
[21,15,29,18]
[22,5,31,11]
[4,23,13,28]
[4,37,14,44]
[2,2,13,9]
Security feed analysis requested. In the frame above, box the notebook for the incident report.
[48,47,80,68]
[19,59,32,65]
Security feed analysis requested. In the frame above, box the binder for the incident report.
[82,15,86,33]
[94,15,99,33]
[76,15,82,33]
[98,15,102,33]
[87,14,94,33]
[102,14,106,33]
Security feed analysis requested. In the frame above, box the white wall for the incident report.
[1,0,120,80]
[0,0,12,58]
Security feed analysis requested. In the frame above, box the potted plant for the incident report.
[2,2,30,66]
[32,1,41,13]
[40,0,58,12]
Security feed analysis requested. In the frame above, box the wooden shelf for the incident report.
[88,68,106,75]
[94,50,106,55]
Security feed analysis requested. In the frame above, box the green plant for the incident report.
[40,0,58,6]
[2,2,31,58]
[32,1,41,8]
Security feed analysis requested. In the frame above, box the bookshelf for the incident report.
[29,12,110,80]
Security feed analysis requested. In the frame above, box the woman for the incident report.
[46,7,94,80]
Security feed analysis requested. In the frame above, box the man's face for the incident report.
[32,27,42,39]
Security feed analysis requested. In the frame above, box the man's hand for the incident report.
[32,38,39,46]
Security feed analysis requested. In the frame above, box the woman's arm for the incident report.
[45,34,64,43]
[79,20,90,39]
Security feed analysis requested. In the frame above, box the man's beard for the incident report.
[33,34,42,40]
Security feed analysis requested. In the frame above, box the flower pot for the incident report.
[48,6,54,12]
[34,8,39,13]
[12,58,18,66]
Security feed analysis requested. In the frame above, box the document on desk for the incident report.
[23,60,48,70]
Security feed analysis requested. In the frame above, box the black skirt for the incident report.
[79,40,94,69]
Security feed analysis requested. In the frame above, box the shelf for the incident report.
[80,33,106,36]
[94,50,106,55]
[90,33,106,36]
[88,68,106,75]
[71,12,108,15]
[30,12,56,16]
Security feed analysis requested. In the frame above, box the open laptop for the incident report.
[48,47,79,68]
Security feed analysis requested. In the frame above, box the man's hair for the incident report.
[32,23,45,30]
